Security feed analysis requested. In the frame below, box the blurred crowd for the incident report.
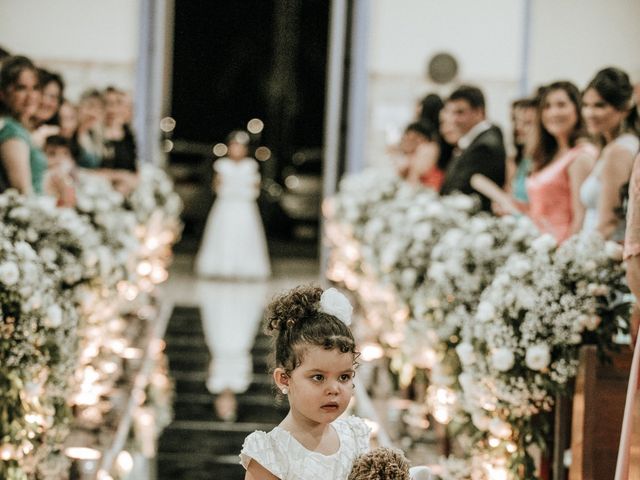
[0,49,138,207]
[391,67,640,245]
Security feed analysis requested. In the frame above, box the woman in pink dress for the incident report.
[526,81,597,243]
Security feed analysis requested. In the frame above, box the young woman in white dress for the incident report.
[195,130,271,279]
[580,67,640,240]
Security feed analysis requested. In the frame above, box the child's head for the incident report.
[348,447,411,480]
[226,130,250,160]
[266,285,358,423]
[44,135,74,170]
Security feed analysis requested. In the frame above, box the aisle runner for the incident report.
[157,306,287,480]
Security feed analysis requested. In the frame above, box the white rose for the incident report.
[455,342,476,366]
[458,372,474,392]
[319,288,353,326]
[525,343,551,370]
[413,223,433,241]
[40,248,57,264]
[425,202,444,217]
[531,234,557,253]
[471,411,491,431]
[401,268,417,288]
[488,417,512,439]
[604,241,623,261]
[491,348,515,372]
[0,261,20,286]
[476,301,496,322]
[15,241,37,260]
[45,304,63,328]
[474,233,494,250]
[511,258,531,277]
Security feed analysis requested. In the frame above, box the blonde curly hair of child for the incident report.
[348,447,411,480]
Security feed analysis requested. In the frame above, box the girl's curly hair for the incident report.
[265,284,358,374]
[348,447,411,480]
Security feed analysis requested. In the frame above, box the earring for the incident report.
[281,387,289,395]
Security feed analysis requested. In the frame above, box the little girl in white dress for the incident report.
[240,286,370,479]
[195,130,271,279]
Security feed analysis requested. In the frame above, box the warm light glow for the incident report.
[359,342,385,362]
[116,450,134,474]
[121,347,143,360]
[433,406,451,424]
[0,444,15,461]
[64,447,102,460]
[247,118,264,134]
[96,470,114,480]
[159,116,176,132]
[505,442,517,453]
[285,175,300,189]
[137,261,153,277]
[488,436,501,448]
[255,146,271,161]
[486,464,509,480]
[213,143,228,157]
[162,139,174,153]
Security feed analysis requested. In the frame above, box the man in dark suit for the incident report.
[439,85,506,211]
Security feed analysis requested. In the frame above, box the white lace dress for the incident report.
[239,416,371,480]
[195,157,271,279]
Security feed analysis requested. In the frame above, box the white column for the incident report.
[320,0,348,282]
[519,0,533,96]
[345,0,371,174]
[133,0,173,166]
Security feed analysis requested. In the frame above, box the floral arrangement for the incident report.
[456,234,630,476]
[325,168,632,480]
[0,163,183,479]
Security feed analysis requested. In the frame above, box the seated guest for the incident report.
[77,88,106,168]
[396,121,444,190]
[439,85,506,210]
[29,69,65,149]
[526,81,597,243]
[102,86,137,172]
[0,55,47,194]
[42,134,76,207]
[508,97,537,205]
[581,67,640,241]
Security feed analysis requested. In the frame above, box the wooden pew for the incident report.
[569,345,633,480]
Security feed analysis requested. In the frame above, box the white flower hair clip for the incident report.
[319,288,353,326]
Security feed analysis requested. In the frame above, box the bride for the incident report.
[195,130,271,279]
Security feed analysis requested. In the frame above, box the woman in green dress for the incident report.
[0,55,47,194]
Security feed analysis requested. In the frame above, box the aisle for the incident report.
[156,255,318,479]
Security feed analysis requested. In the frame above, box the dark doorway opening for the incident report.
[168,1,329,259]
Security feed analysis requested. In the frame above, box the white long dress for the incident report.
[195,157,271,279]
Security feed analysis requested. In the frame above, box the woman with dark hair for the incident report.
[102,85,137,172]
[526,81,597,242]
[34,69,64,127]
[28,69,65,150]
[396,120,445,190]
[0,55,47,194]
[581,67,640,240]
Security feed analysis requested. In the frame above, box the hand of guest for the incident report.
[31,125,60,148]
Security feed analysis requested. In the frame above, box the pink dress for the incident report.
[624,154,640,260]
[526,144,597,243]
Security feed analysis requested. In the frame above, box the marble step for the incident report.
[172,371,275,396]
[173,392,288,423]
[157,452,245,480]
[158,420,275,455]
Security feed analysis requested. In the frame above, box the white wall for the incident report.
[0,0,140,101]
[529,0,640,89]
[367,0,524,167]
[365,0,640,168]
